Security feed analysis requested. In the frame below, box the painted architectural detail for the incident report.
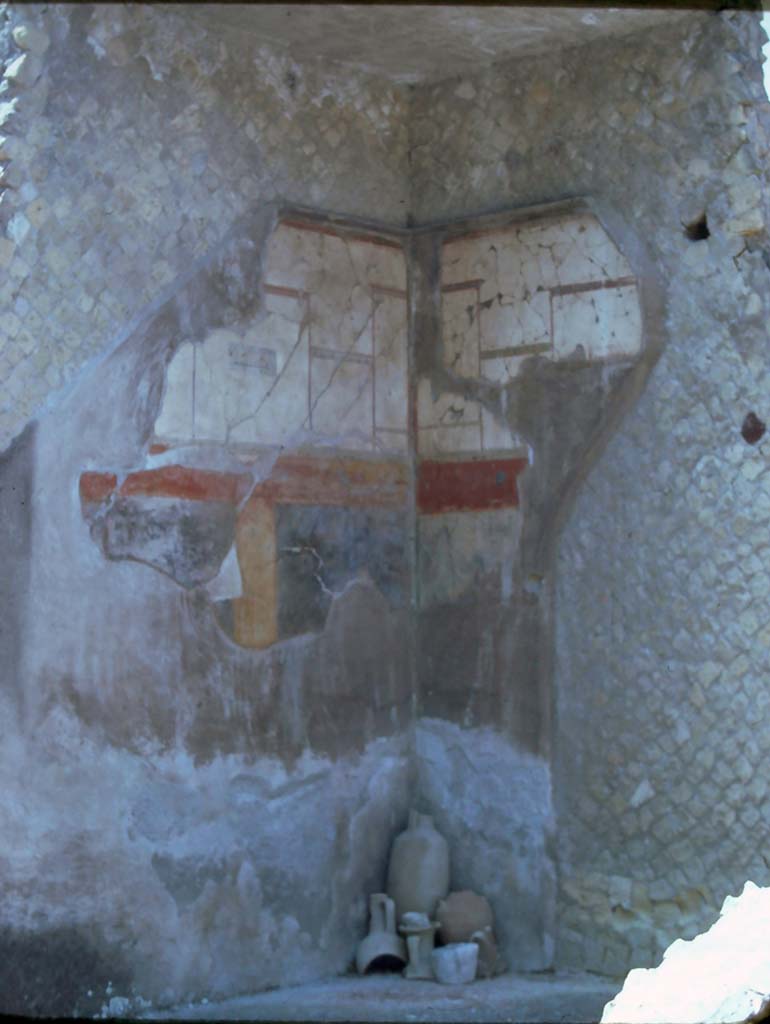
[443,212,641,379]
[85,211,645,644]
[416,211,642,457]
[155,221,409,455]
[417,456,527,515]
[414,210,642,612]
[145,220,411,650]
[80,454,410,650]
[415,455,526,609]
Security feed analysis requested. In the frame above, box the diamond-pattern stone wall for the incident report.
[0,2,409,452]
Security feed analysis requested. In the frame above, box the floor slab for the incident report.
[146,971,619,1023]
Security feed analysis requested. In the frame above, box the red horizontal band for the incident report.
[417,456,526,515]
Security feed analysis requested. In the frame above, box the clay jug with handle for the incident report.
[355,893,407,974]
[386,810,449,922]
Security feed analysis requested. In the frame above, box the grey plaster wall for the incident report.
[415,718,556,972]
[0,421,33,717]
[3,210,414,1016]
[410,10,770,976]
[0,4,413,1015]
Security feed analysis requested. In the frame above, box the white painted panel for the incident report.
[417,377,480,432]
[553,283,642,360]
[520,214,631,286]
[348,238,407,292]
[442,288,479,377]
[194,291,310,447]
[310,284,373,358]
[417,423,482,456]
[263,223,319,291]
[155,341,195,443]
[481,405,517,452]
[375,429,408,454]
[310,351,373,448]
[479,288,551,353]
[374,295,408,433]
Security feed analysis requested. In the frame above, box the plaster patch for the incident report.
[415,718,556,970]
[0,702,412,1010]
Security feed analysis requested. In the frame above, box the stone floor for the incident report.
[146,971,619,1023]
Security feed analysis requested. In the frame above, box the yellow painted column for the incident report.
[231,496,278,649]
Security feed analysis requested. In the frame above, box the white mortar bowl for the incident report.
[431,942,478,984]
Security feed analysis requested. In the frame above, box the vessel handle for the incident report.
[384,895,396,933]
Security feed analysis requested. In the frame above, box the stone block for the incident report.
[3,54,42,88]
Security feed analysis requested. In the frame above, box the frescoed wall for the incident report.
[81,220,411,652]
[414,209,644,969]
[416,210,642,616]
[155,221,409,455]
[4,3,768,1008]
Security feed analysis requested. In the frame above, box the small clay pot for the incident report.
[356,893,407,974]
[436,890,494,945]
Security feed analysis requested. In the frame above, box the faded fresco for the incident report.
[156,221,409,454]
[2,2,768,1011]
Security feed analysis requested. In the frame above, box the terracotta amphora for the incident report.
[386,810,450,923]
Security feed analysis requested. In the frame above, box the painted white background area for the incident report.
[417,212,643,457]
[156,223,409,455]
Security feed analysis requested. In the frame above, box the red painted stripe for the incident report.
[79,472,118,503]
[255,454,408,509]
[80,455,408,511]
[264,283,305,299]
[370,284,407,299]
[441,279,484,293]
[550,275,636,297]
[417,457,527,515]
[119,466,251,504]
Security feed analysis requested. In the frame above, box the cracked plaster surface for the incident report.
[0,690,411,1015]
[156,222,408,455]
[418,211,642,458]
